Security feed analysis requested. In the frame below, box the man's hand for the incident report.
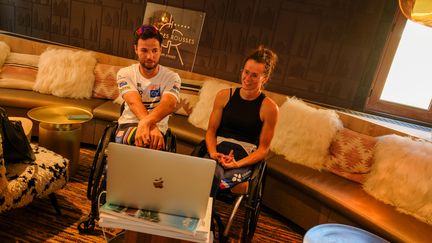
[135,118,165,150]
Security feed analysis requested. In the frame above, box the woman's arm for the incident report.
[205,89,231,161]
[221,97,279,168]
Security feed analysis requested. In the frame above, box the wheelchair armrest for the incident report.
[191,140,208,157]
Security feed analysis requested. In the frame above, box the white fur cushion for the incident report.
[188,80,237,130]
[33,48,97,99]
[363,135,432,224]
[0,41,10,67]
[270,97,343,170]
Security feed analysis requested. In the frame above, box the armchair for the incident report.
[0,134,69,214]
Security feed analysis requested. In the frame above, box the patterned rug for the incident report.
[0,145,304,242]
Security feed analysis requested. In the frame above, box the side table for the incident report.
[27,106,93,177]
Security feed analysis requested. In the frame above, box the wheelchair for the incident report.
[191,140,267,243]
[77,121,176,233]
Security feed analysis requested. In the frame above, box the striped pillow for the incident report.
[0,52,39,90]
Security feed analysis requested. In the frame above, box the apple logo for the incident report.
[153,177,164,189]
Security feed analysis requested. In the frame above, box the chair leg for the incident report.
[49,193,61,215]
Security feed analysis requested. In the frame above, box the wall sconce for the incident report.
[399,0,432,27]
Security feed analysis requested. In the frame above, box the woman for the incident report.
[206,46,279,196]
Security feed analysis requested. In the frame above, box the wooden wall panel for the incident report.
[0,0,398,111]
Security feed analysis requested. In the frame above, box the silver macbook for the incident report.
[106,142,216,219]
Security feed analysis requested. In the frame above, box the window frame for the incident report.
[365,9,432,124]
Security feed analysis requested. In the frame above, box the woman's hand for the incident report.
[219,150,240,169]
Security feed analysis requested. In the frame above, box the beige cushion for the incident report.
[93,63,122,100]
[174,78,202,116]
[0,41,10,67]
[0,88,106,111]
[0,52,39,90]
[324,128,376,183]
[33,48,97,99]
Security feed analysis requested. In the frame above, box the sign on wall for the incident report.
[143,3,205,72]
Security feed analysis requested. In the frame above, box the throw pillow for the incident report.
[33,48,97,99]
[363,135,432,224]
[188,80,237,130]
[93,63,123,100]
[0,52,39,90]
[324,128,377,183]
[0,41,10,67]
[175,78,203,116]
[270,97,343,170]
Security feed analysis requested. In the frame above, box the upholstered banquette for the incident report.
[1,31,431,243]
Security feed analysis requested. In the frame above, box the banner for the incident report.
[143,3,205,71]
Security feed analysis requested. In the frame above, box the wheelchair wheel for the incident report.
[242,162,266,242]
[78,122,117,234]
[165,128,176,153]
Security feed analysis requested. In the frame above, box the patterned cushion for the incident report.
[324,128,377,183]
[92,63,123,100]
[174,78,203,116]
[0,52,39,90]
[0,144,68,212]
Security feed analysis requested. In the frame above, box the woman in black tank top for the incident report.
[205,46,279,196]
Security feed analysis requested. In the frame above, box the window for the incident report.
[366,10,432,124]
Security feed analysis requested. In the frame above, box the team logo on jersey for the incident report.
[119,81,128,87]
[150,88,161,98]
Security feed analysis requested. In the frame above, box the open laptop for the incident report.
[106,142,216,219]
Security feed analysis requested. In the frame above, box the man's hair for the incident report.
[133,25,163,45]
[243,45,278,79]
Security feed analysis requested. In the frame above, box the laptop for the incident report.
[106,142,216,219]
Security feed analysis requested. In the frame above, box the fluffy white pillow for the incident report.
[270,97,343,170]
[33,48,97,99]
[188,80,236,130]
[363,135,432,224]
[0,41,10,67]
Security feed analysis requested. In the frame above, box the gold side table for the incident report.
[27,106,93,177]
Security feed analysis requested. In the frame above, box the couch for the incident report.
[1,31,431,242]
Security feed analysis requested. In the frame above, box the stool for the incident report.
[9,117,33,141]
[303,223,389,243]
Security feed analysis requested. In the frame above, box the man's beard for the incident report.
[140,60,158,72]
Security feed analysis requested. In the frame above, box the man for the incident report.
[115,25,180,150]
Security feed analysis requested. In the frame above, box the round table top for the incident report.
[303,223,389,243]
[27,105,93,125]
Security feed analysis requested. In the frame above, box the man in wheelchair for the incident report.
[115,24,181,150]
[205,45,279,197]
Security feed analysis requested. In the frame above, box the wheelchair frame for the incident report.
[191,140,267,243]
[77,122,176,233]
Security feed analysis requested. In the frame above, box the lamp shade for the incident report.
[399,0,432,27]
